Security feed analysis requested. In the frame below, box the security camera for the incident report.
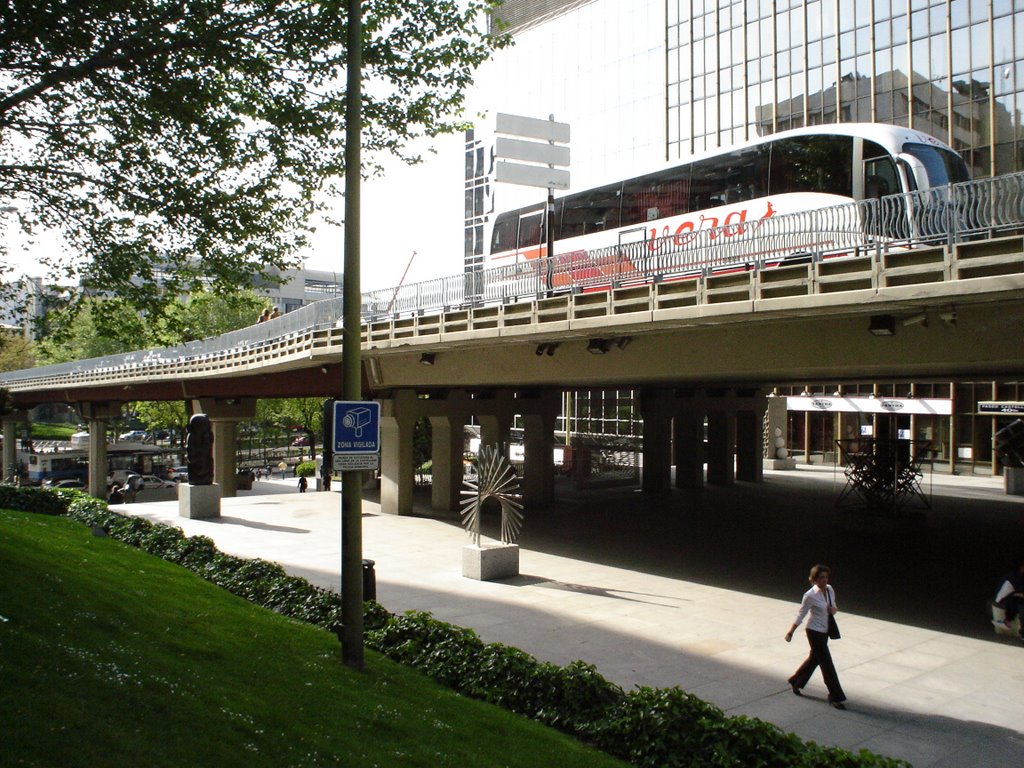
[342,407,371,438]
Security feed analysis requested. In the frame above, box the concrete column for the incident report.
[478,390,514,455]
[195,398,257,499]
[735,409,763,482]
[430,413,465,511]
[78,401,121,499]
[673,409,705,489]
[706,409,736,485]
[2,413,22,481]
[380,389,418,515]
[522,398,558,507]
[641,390,672,493]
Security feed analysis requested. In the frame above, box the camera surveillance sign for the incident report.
[332,401,380,471]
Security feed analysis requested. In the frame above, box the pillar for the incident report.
[2,412,22,482]
[430,413,465,511]
[735,409,763,482]
[477,389,514,455]
[522,391,559,507]
[380,389,418,515]
[195,398,257,499]
[77,401,122,499]
[706,409,736,485]
[673,409,705,489]
[641,389,672,493]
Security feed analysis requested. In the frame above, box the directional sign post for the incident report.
[493,113,570,291]
[332,400,380,471]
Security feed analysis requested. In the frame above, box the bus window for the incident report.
[864,156,898,200]
[769,135,853,196]
[566,183,622,235]
[902,142,971,187]
[491,211,519,253]
[517,211,543,249]
[621,165,691,227]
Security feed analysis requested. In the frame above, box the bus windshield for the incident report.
[902,143,970,186]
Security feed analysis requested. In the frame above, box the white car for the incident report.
[123,474,174,490]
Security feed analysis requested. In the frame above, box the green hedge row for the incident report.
[21,488,907,768]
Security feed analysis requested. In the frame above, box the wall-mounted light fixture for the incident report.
[586,338,609,355]
[535,343,559,356]
[419,353,435,366]
[615,336,632,350]
[940,309,957,326]
[902,312,928,327]
[868,315,895,336]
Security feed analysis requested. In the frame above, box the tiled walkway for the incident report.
[121,466,1024,767]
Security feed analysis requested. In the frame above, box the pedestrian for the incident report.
[257,308,270,324]
[785,564,848,709]
[107,485,125,505]
[297,475,308,493]
[255,468,262,481]
[269,306,281,319]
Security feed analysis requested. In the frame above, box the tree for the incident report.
[0,332,34,372]
[0,1,507,317]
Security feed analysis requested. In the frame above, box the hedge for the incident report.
[9,488,908,768]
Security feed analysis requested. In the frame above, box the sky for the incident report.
[1,130,468,296]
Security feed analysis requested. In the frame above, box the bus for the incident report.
[21,442,167,485]
[487,124,970,288]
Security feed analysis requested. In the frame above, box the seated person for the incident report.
[994,561,1024,636]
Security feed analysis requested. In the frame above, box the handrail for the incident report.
[3,170,1024,387]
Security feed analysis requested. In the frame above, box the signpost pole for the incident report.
[341,0,364,669]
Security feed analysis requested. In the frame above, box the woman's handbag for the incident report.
[826,590,841,640]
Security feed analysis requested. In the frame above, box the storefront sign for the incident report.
[978,401,1024,415]
[786,396,951,415]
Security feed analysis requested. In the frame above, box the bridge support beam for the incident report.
[706,408,736,486]
[521,391,560,507]
[381,389,418,515]
[673,409,705,489]
[735,401,764,483]
[77,401,122,499]
[430,412,467,512]
[641,390,673,493]
[2,411,26,483]
[195,398,256,498]
[478,390,514,454]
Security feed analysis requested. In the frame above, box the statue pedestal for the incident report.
[463,543,519,581]
[179,483,222,519]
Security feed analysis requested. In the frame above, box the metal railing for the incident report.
[4,170,1024,387]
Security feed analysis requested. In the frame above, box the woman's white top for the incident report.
[793,583,836,633]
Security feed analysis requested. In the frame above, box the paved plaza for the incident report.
[119,466,1024,767]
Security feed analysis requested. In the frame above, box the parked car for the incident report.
[119,430,148,442]
[137,474,175,489]
[292,435,311,447]
[42,477,86,489]
[165,466,189,482]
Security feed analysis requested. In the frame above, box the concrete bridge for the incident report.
[3,176,1024,512]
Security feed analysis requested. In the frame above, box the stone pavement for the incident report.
[118,467,1024,767]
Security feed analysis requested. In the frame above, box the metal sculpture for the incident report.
[460,445,523,546]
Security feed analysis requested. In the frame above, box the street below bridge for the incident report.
[118,465,1024,766]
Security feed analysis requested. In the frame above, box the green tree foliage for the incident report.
[0,0,507,316]
[0,332,34,372]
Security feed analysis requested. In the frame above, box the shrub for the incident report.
[295,461,317,478]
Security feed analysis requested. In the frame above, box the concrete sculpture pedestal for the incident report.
[178,483,222,519]
[463,543,519,581]
[1006,466,1024,496]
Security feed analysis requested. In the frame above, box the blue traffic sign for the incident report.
[332,401,380,454]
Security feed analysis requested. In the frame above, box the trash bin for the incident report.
[362,559,376,602]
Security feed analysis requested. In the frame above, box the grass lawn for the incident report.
[0,509,627,768]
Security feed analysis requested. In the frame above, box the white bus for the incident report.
[487,124,970,288]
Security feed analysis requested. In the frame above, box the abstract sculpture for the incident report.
[460,445,523,546]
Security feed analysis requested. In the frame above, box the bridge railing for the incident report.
[362,170,1024,320]
[4,171,1024,387]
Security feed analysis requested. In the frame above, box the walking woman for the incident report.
[785,564,848,709]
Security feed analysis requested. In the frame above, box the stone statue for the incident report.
[186,413,214,485]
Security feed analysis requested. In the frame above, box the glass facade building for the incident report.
[669,0,1024,178]
[481,0,1024,474]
